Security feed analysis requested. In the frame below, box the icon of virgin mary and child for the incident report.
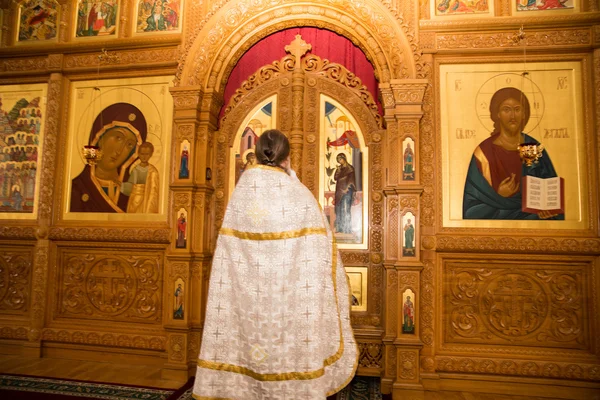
[70,103,159,213]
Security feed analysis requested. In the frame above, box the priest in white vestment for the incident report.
[193,130,357,399]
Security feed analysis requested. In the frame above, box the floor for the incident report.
[0,354,182,389]
[0,355,590,399]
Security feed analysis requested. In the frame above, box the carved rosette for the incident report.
[399,350,418,381]
[58,251,162,323]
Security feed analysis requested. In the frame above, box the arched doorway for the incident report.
[213,36,387,376]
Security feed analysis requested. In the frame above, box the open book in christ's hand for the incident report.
[522,176,564,214]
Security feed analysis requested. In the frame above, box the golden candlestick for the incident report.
[82,145,103,166]
[517,143,543,167]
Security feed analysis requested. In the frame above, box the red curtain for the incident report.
[221,27,381,122]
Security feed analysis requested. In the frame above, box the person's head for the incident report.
[489,87,530,135]
[337,153,348,165]
[96,127,137,171]
[138,141,154,164]
[89,103,147,175]
[255,129,290,168]
[245,151,256,165]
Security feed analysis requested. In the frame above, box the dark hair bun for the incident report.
[255,130,290,168]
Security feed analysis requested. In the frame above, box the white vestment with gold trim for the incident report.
[193,165,357,399]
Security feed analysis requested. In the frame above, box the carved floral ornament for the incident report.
[436,357,599,381]
[358,342,383,368]
[391,84,428,104]
[48,227,171,243]
[435,28,591,51]
[178,0,418,88]
[174,193,192,208]
[436,236,600,254]
[0,253,31,312]
[41,329,166,350]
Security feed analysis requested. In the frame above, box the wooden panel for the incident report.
[0,244,33,316]
[442,259,590,351]
[54,246,163,324]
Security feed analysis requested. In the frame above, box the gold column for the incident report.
[163,87,219,381]
[24,71,65,357]
[285,35,311,177]
[380,79,428,399]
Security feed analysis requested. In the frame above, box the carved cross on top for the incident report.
[285,34,312,69]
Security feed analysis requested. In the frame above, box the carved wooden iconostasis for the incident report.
[0,0,599,398]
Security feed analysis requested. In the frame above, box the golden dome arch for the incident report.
[178,0,417,90]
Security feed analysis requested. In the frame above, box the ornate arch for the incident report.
[177,0,417,89]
